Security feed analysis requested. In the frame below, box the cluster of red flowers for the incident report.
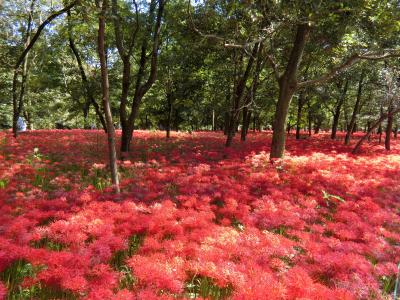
[0,130,399,299]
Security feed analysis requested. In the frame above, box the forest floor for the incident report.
[0,130,399,299]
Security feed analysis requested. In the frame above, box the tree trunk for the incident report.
[166,92,173,138]
[240,43,264,142]
[12,0,79,136]
[353,107,400,154]
[23,109,32,130]
[345,70,364,145]
[12,0,35,136]
[68,10,107,132]
[331,79,348,139]
[307,101,312,137]
[314,116,322,134]
[385,109,393,150]
[97,0,120,193]
[118,0,165,155]
[121,123,134,153]
[295,92,305,139]
[226,43,259,147]
[241,110,252,141]
[270,23,310,158]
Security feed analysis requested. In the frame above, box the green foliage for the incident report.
[110,234,145,290]
[380,275,397,295]
[30,237,67,251]
[0,178,8,189]
[185,275,233,300]
[322,190,346,208]
[0,259,76,300]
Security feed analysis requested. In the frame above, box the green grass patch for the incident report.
[0,178,8,189]
[0,259,76,299]
[30,237,67,251]
[185,275,233,300]
[110,234,145,290]
[32,169,54,191]
[380,275,397,295]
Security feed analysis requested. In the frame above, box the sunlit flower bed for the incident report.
[0,130,399,299]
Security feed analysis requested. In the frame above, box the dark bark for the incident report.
[118,0,165,154]
[12,0,36,136]
[331,79,348,139]
[314,118,322,134]
[166,91,173,138]
[307,101,312,137]
[97,0,120,193]
[12,1,79,136]
[385,107,393,150]
[295,92,306,139]
[241,92,250,141]
[226,43,259,147]
[270,23,310,158]
[241,44,264,141]
[241,109,252,141]
[224,111,230,135]
[67,10,107,132]
[345,70,364,145]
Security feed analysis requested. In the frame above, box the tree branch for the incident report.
[266,53,280,81]
[140,0,166,95]
[15,0,79,69]
[186,0,270,50]
[298,50,400,89]
[111,0,126,58]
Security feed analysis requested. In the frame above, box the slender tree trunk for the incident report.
[378,105,383,144]
[353,107,400,154]
[119,0,165,155]
[68,10,107,132]
[241,104,249,141]
[166,92,173,138]
[295,92,305,139]
[345,70,364,145]
[307,101,312,137]
[367,121,372,141]
[23,109,32,129]
[12,0,35,136]
[385,109,393,150]
[83,106,89,128]
[97,0,119,193]
[226,43,259,147]
[12,0,79,136]
[314,117,322,134]
[331,79,348,139]
[241,110,252,141]
[223,111,230,135]
[270,24,310,158]
[241,43,263,141]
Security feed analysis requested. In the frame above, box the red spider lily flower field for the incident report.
[0,130,399,299]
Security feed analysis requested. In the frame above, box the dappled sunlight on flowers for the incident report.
[0,130,399,299]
